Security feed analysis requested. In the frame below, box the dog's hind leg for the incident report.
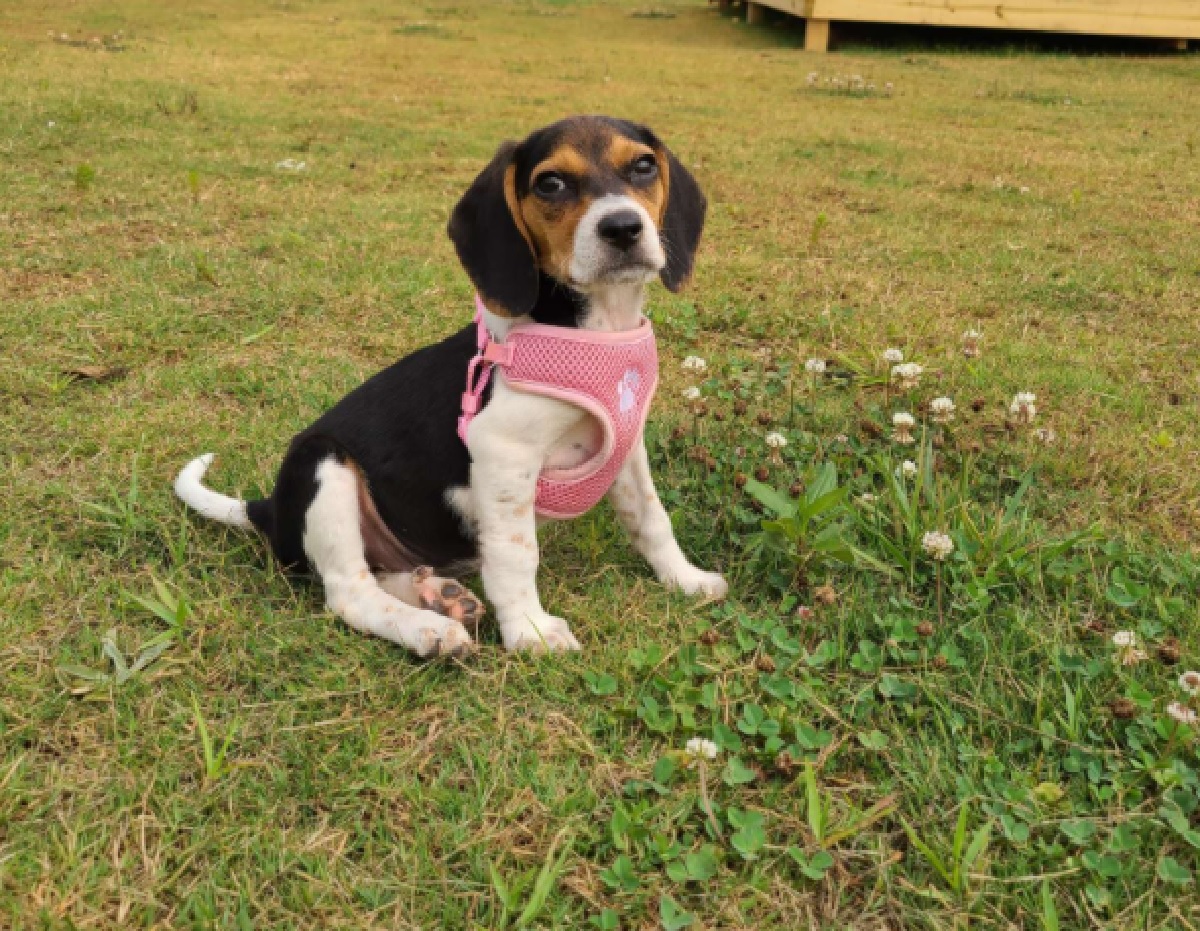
[303,457,475,658]
[376,568,485,634]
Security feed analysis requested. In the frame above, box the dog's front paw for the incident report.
[663,565,729,601]
[500,614,582,653]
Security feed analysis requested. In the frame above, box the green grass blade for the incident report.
[515,828,573,928]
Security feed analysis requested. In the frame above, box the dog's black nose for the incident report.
[597,210,643,251]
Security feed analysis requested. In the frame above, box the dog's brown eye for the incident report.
[533,172,567,197]
[630,155,658,182]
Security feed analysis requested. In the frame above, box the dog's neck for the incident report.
[578,281,647,333]
[483,270,646,340]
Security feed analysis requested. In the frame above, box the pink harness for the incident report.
[458,295,659,520]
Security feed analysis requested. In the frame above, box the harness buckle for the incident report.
[482,341,513,366]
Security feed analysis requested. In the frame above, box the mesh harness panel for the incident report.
[458,296,659,519]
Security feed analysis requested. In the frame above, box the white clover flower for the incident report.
[685,737,720,760]
[682,355,707,373]
[682,386,702,401]
[833,433,849,444]
[857,493,877,504]
[765,431,788,449]
[1010,392,1037,424]
[1034,427,1057,445]
[1167,702,1197,725]
[805,358,826,374]
[891,362,924,391]
[922,530,955,561]
[900,460,918,479]
[962,329,982,359]
[1112,631,1146,666]
[884,82,894,92]
[1179,671,1200,697]
[892,411,916,445]
[806,71,819,85]
[48,120,57,128]
[929,397,956,424]
[883,348,904,364]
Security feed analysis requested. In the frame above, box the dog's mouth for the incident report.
[604,260,659,281]
[581,256,662,288]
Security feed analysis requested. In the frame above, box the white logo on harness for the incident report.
[617,369,640,415]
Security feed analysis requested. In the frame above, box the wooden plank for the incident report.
[811,0,1200,39]
[805,17,832,50]
[747,2,769,25]
[750,0,1200,39]
[756,0,812,13]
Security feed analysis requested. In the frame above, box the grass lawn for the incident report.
[3,0,1200,927]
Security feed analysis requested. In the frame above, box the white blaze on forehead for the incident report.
[569,193,665,287]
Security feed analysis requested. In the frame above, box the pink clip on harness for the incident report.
[458,295,659,520]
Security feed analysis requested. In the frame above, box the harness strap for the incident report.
[457,295,509,443]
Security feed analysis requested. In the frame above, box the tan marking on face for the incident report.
[606,135,666,223]
[503,163,535,253]
[518,145,592,282]
[655,143,672,227]
[534,146,591,180]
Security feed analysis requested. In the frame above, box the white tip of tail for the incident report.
[174,454,252,529]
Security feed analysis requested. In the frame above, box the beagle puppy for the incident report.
[175,115,728,657]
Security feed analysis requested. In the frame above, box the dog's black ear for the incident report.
[447,141,538,317]
[656,141,707,292]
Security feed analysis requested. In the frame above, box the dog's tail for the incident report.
[174,454,253,529]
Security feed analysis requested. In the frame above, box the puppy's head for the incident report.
[448,115,706,318]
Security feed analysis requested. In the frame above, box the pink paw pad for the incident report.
[412,566,485,632]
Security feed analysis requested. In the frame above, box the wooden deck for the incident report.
[719,0,1200,52]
